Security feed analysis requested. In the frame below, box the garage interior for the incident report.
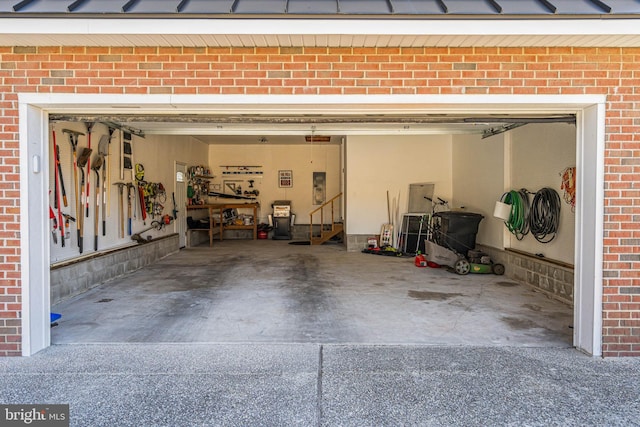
[46,109,577,348]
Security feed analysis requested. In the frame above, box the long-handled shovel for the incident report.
[98,134,110,236]
[76,147,92,253]
[85,123,94,218]
[91,154,103,251]
[62,128,84,247]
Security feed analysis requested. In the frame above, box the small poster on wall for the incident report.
[313,172,326,205]
[279,170,293,188]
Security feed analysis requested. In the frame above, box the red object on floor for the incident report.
[427,261,441,268]
[414,254,427,267]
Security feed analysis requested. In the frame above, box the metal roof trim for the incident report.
[2,0,639,16]
[2,12,640,19]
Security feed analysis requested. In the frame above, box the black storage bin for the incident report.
[433,211,483,255]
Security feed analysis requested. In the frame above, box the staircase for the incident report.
[309,193,343,245]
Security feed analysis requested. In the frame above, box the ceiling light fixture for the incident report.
[305,135,331,143]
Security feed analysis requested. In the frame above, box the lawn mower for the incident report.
[423,208,505,276]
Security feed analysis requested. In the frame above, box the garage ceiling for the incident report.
[49,112,576,143]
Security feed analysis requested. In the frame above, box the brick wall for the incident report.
[1,46,639,356]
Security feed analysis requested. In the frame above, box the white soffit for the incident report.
[1,18,640,47]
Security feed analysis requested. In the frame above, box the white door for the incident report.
[175,162,187,248]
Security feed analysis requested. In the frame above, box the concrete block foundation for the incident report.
[50,234,179,305]
[478,245,574,307]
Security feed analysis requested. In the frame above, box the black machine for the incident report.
[270,200,294,240]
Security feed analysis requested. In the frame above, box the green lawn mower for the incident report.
[423,210,505,276]
[424,240,505,275]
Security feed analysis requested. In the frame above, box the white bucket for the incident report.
[493,201,511,221]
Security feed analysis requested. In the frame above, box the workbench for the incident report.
[186,202,259,247]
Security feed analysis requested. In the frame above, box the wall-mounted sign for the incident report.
[279,170,293,188]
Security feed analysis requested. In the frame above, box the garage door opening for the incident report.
[19,94,604,356]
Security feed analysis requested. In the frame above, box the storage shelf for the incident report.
[221,171,263,176]
[187,202,259,245]
[224,225,255,230]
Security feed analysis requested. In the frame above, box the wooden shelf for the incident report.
[224,225,254,230]
[187,202,260,245]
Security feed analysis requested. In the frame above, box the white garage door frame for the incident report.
[18,94,605,356]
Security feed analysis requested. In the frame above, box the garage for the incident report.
[9,1,639,358]
[17,95,600,355]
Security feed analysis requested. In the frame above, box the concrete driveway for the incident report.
[1,344,639,426]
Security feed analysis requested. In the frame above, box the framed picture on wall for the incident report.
[279,170,293,188]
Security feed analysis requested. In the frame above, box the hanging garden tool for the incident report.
[97,134,110,236]
[62,128,85,248]
[49,205,58,244]
[84,123,94,218]
[52,129,67,207]
[105,126,116,217]
[76,147,92,254]
[126,182,135,236]
[113,182,126,238]
[63,214,75,240]
[135,163,147,224]
[130,217,171,244]
[51,129,65,247]
[91,154,103,251]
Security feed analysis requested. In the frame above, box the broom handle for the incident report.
[386,191,391,223]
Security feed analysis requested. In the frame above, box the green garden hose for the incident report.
[501,189,530,240]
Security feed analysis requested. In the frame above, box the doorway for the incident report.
[19,94,605,356]
[175,162,187,249]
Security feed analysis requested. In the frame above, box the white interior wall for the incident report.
[49,123,207,263]
[345,134,453,235]
[452,123,576,264]
[510,123,576,264]
[207,143,341,224]
[451,132,506,249]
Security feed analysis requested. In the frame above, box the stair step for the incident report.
[310,224,344,245]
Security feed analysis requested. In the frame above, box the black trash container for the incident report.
[433,211,483,256]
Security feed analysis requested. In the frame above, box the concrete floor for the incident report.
[52,240,573,348]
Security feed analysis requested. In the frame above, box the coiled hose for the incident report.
[529,187,561,243]
[501,189,530,240]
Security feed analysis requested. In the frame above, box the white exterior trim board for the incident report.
[1,18,640,47]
